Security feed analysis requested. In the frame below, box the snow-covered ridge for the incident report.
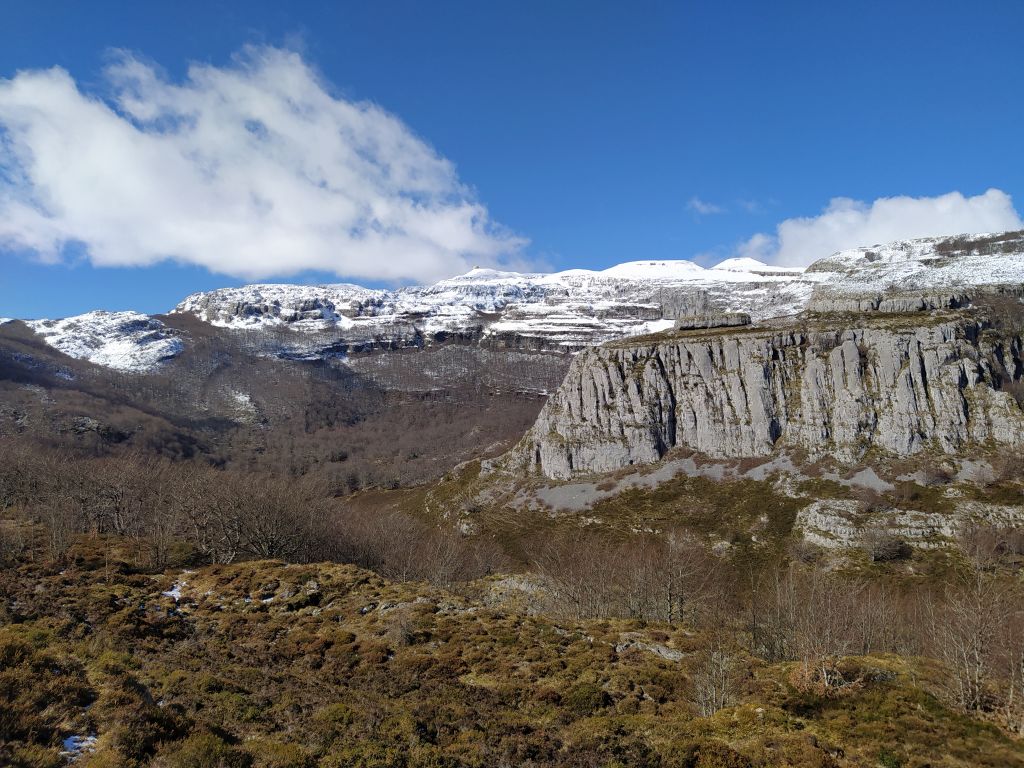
[807,230,1024,293]
[16,230,1024,372]
[712,257,804,275]
[24,311,184,372]
[173,258,816,340]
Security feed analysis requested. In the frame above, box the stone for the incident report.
[505,316,1024,479]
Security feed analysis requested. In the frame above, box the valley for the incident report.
[2,231,1024,766]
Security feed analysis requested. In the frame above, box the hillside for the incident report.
[2,536,1022,768]
[2,231,1024,766]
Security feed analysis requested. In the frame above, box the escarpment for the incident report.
[509,314,1024,479]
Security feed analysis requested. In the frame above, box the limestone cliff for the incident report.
[509,314,1024,479]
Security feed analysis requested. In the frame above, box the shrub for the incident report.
[563,682,611,717]
[668,740,753,768]
[164,733,250,768]
[7,744,64,768]
[861,528,912,562]
[245,740,313,768]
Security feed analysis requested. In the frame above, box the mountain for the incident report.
[12,257,818,372]
[10,230,1024,376]
[4,229,1024,493]
[496,231,1024,480]
[24,311,184,372]
[505,313,1024,480]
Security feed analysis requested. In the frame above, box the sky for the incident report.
[1,1,1023,318]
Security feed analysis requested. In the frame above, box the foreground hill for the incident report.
[2,539,1022,768]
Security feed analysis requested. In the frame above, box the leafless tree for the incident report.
[930,530,1012,712]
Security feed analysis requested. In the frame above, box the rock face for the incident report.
[796,499,1024,550]
[511,315,1024,479]
[673,312,751,331]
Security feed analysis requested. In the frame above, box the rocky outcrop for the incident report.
[805,291,970,315]
[509,315,1024,479]
[796,499,1024,550]
[673,312,751,331]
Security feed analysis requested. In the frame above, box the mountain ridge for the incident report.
[7,229,1024,372]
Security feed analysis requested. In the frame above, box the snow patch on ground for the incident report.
[61,734,97,760]
[228,390,258,420]
[162,581,185,602]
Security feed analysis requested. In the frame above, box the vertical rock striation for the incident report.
[511,316,1024,479]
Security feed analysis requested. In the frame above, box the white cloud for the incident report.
[738,189,1024,266]
[687,196,724,216]
[0,46,528,283]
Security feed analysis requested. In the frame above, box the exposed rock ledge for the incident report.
[804,291,970,314]
[673,312,751,331]
[503,314,1024,479]
[796,499,1024,550]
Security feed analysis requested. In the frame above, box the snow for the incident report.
[25,311,183,372]
[808,231,1024,292]
[19,230,1024,372]
[61,734,98,760]
[712,257,804,274]
[0,318,12,325]
[162,580,185,602]
[170,255,818,352]
[230,390,255,411]
[228,390,258,421]
[713,257,769,272]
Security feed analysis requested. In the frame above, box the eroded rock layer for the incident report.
[511,315,1024,479]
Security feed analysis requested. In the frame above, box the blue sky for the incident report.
[2,1,1023,318]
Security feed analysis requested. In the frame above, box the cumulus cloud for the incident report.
[738,189,1024,266]
[0,46,527,283]
[687,196,724,216]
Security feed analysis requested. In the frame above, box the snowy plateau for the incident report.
[8,229,1024,372]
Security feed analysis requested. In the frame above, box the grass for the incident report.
[582,475,804,544]
[1,538,1022,766]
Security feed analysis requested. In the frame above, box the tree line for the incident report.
[0,440,507,585]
